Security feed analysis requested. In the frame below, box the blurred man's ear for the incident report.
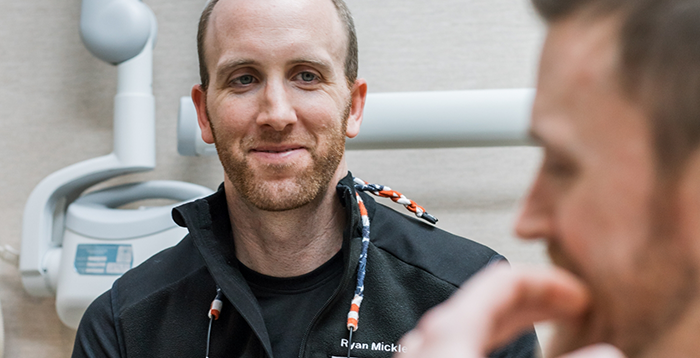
[192,84,215,144]
[346,79,367,139]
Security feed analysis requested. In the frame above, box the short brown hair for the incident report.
[196,0,358,90]
[532,0,700,173]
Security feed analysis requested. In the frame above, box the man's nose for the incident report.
[514,174,555,241]
[256,80,297,131]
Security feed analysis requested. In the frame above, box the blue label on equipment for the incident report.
[74,244,133,275]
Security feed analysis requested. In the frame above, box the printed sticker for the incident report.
[74,244,133,275]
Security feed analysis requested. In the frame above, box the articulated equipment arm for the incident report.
[20,0,158,296]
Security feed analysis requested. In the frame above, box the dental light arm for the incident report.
[20,0,157,296]
[346,89,534,149]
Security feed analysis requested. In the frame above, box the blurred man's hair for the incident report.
[533,0,700,174]
[197,0,358,90]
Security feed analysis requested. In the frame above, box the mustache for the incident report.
[240,130,316,149]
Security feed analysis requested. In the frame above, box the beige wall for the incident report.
[0,0,546,356]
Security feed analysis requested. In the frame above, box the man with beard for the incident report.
[71,0,537,357]
[397,0,700,357]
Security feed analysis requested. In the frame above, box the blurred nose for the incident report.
[256,79,297,131]
[514,172,556,241]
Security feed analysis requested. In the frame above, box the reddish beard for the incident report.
[545,186,699,358]
[209,102,350,212]
[546,241,608,356]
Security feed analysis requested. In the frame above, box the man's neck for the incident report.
[224,171,348,278]
[639,298,700,358]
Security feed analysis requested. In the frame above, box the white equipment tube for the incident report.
[20,3,157,297]
[346,88,535,149]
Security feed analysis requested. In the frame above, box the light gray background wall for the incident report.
[0,0,546,356]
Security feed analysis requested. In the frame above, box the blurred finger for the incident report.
[557,344,626,358]
[397,264,591,357]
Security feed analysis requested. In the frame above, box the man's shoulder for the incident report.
[76,235,216,358]
[111,235,209,310]
[368,198,502,287]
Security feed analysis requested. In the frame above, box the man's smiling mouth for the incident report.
[255,148,302,153]
[251,145,306,154]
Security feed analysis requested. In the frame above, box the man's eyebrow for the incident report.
[529,128,577,159]
[215,59,258,82]
[529,128,559,151]
[289,58,333,74]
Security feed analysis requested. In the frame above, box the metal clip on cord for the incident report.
[346,177,437,357]
[206,287,223,358]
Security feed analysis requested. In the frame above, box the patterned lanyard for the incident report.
[345,177,437,357]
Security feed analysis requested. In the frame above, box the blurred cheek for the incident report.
[556,176,652,286]
[554,184,608,278]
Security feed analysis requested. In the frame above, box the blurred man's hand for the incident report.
[396,264,624,358]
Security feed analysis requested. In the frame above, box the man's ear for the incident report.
[192,84,215,144]
[345,78,367,139]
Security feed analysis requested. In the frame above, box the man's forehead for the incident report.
[532,14,654,167]
[539,15,622,95]
[206,0,347,62]
[532,16,624,144]
[212,0,333,26]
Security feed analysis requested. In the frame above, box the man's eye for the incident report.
[237,75,255,85]
[299,72,317,82]
[230,75,256,87]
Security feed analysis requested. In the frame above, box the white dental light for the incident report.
[20,0,212,329]
[80,0,155,64]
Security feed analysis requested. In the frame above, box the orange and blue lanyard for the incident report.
[346,177,437,357]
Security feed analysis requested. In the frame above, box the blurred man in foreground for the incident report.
[398,0,700,357]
